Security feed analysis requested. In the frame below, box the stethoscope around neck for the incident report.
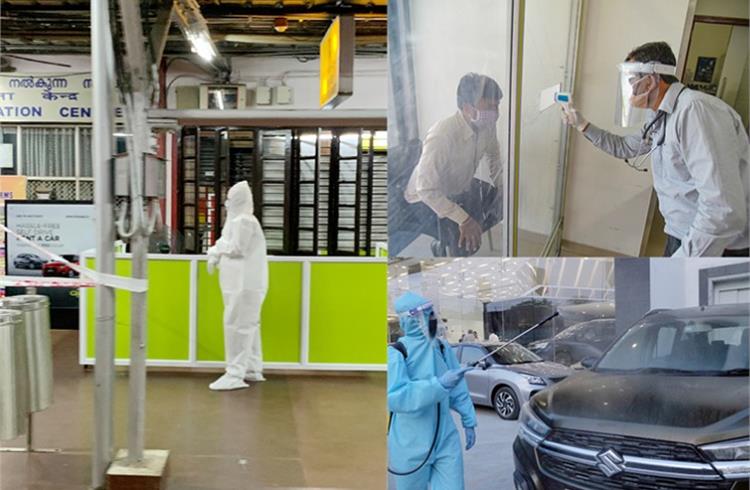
[624,86,687,172]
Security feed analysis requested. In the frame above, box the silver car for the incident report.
[452,342,572,420]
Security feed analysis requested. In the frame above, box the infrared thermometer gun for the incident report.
[554,92,572,109]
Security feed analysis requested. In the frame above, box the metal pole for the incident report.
[116,0,153,465]
[128,229,147,462]
[91,0,116,486]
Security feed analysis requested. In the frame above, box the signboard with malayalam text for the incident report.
[319,16,355,109]
[0,73,124,123]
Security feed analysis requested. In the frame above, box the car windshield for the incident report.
[61,255,78,261]
[555,322,589,340]
[489,343,543,365]
[596,315,749,375]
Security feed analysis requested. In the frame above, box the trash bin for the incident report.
[0,309,29,441]
[0,295,53,413]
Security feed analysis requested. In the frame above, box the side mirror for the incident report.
[478,360,489,370]
[580,357,597,369]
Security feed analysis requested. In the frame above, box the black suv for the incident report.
[513,304,749,490]
[528,318,617,366]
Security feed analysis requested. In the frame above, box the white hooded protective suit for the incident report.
[208,181,268,382]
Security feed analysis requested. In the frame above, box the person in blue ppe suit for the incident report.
[388,291,477,490]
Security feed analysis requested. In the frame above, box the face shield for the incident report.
[615,62,676,127]
[399,301,441,340]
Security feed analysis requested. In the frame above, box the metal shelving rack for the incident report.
[177,126,387,256]
[257,129,292,253]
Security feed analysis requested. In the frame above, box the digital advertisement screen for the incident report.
[4,200,95,329]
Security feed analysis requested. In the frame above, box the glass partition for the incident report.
[388,0,514,257]
[516,0,582,256]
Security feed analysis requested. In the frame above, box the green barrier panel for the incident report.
[309,262,387,364]
[196,261,302,363]
[86,259,191,360]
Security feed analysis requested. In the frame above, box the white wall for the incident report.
[650,258,750,308]
[166,56,387,110]
[562,0,691,255]
[695,0,749,18]
[518,0,576,240]
[4,54,387,110]
[408,0,512,142]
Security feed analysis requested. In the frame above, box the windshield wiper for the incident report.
[631,367,704,375]
[715,368,750,377]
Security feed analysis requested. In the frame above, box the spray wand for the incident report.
[470,311,560,368]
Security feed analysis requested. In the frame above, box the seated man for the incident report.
[400,73,504,257]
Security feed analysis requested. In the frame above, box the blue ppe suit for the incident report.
[388,292,477,490]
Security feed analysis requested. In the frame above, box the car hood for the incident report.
[495,362,571,379]
[533,371,749,445]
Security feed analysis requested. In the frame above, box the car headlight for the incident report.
[520,374,546,386]
[700,438,750,480]
[518,403,550,446]
[533,342,549,350]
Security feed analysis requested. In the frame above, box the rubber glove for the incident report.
[438,366,474,390]
[560,104,589,132]
[465,427,476,450]
[207,247,219,275]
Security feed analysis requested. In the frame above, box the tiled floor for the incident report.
[0,331,386,489]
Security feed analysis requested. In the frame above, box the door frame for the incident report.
[698,262,750,306]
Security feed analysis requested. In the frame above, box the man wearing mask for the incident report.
[561,41,749,257]
[207,181,269,391]
[388,292,477,489]
[402,73,504,257]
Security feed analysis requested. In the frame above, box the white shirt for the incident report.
[405,111,503,224]
[584,83,750,256]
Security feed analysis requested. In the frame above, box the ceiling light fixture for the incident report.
[274,17,289,33]
[173,0,219,62]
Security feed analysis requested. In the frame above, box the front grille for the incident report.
[538,453,732,490]
[548,376,567,384]
[546,429,705,462]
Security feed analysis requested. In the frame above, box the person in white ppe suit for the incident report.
[207,181,269,391]
[561,41,749,257]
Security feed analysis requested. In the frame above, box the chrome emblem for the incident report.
[595,449,625,477]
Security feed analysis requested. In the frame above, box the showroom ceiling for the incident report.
[388,258,615,307]
[0,0,387,58]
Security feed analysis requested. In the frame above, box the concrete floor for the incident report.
[387,406,519,489]
[1,331,386,490]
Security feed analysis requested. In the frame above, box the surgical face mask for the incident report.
[470,109,499,129]
[629,75,657,109]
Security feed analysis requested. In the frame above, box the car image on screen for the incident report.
[41,254,80,278]
[13,252,47,270]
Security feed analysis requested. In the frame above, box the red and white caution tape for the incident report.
[0,275,98,289]
[1,224,147,293]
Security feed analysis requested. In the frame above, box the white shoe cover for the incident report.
[209,374,249,391]
[244,372,266,382]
